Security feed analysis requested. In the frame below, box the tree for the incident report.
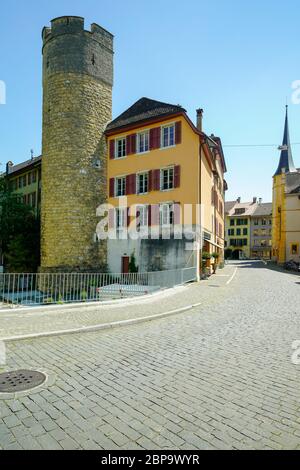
[128,251,138,273]
[0,176,40,272]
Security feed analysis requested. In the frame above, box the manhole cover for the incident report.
[0,370,46,393]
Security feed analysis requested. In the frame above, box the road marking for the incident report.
[226,268,238,285]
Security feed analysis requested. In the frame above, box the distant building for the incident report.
[225,197,268,259]
[251,203,272,259]
[272,106,300,264]
[5,156,42,214]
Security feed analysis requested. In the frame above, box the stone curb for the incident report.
[0,285,188,315]
[1,302,202,343]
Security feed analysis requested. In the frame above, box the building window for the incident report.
[160,203,174,227]
[137,172,149,195]
[236,229,241,236]
[243,228,248,236]
[291,244,299,255]
[230,219,235,226]
[262,219,267,226]
[161,167,174,191]
[254,219,259,226]
[116,208,126,230]
[237,218,247,226]
[137,131,149,154]
[228,229,234,236]
[116,138,126,159]
[115,177,126,197]
[161,124,175,148]
[235,208,246,215]
[136,205,148,231]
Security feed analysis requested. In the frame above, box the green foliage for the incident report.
[212,252,220,260]
[202,251,211,260]
[128,251,138,273]
[81,290,88,301]
[0,176,40,272]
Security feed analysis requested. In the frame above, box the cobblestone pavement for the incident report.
[0,264,236,339]
[1,261,300,450]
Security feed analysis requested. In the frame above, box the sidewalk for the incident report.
[0,264,237,341]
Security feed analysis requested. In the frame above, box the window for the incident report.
[136,205,148,231]
[237,218,247,226]
[237,229,241,236]
[137,172,148,195]
[228,229,234,236]
[262,219,267,226]
[161,124,175,148]
[115,177,126,197]
[116,138,126,159]
[160,203,174,226]
[116,208,126,230]
[235,208,245,215]
[243,228,248,236]
[254,219,259,226]
[161,167,174,191]
[230,219,235,226]
[291,244,299,255]
[137,131,149,154]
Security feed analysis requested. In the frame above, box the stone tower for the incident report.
[41,16,113,271]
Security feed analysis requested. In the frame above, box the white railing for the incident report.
[0,267,197,307]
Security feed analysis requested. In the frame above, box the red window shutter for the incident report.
[126,174,136,195]
[175,122,182,145]
[108,209,115,229]
[126,135,131,155]
[174,202,181,225]
[131,134,136,154]
[109,178,115,197]
[109,140,115,159]
[127,208,130,227]
[148,170,153,191]
[174,165,181,188]
[126,175,131,195]
[148,205,152,226]
[150,127,161,150]
[131,174,136,194]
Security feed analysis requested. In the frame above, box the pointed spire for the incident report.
[274,105,296,176]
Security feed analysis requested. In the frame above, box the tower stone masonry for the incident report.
[41,16,113,271]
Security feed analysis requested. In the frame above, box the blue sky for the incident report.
[1,0,300,202]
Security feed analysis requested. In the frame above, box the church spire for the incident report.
[274,105,296,176]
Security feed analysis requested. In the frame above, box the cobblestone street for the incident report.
[1,261,300,450]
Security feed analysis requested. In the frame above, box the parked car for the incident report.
[284,260,300,272]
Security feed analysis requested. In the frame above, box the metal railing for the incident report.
[0,267,197,307]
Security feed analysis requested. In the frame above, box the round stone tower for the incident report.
[41,16,113,271]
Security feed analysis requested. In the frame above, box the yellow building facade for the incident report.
[272,107,300,264]
[105,98,227,275]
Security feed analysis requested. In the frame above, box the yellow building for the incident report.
[225,198,258,259]
[272,106,300,264]
[105,98,227,275]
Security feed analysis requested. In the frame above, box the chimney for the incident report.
[237,197,241,203]
[253,197,257,204]
[196,108,204,132]
[6,161,13,175]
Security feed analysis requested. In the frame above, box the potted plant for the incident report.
[201,251,211,279]
[211,252,220,274]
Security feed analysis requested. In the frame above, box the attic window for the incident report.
[235,208,245,215]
